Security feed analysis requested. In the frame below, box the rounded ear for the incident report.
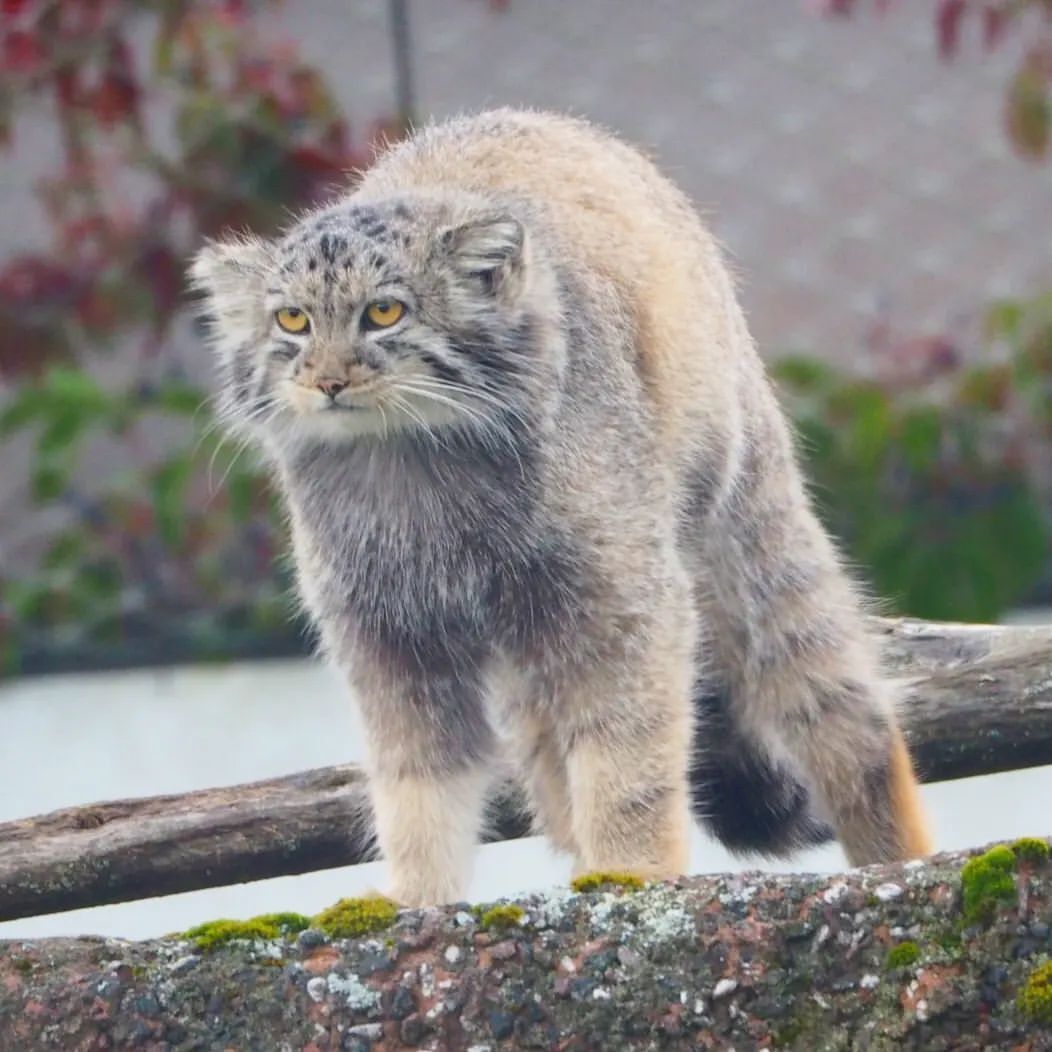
[189,236,275,353]
[440,215,528,299]
[189,236,273,299]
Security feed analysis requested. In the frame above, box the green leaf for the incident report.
[5,581,58,624]
[226,467,263,523]
[155,383,207,416]
[840,387,891,469]
[43,532,87,572]
[38,411,87,457]
[45,366,108,413]
[31,464,68,502]
[899,408,943,472]
[0,387,49,435]
[985,299,1024,343]
[152,457,194,546]
[74,561,123,604]
[772,355,836,393]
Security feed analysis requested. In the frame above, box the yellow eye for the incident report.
[364,300,405,329]
[275,307,310,334]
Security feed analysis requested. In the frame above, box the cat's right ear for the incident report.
[190,236,274,346]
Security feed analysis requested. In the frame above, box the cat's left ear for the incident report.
[441,214,528,300]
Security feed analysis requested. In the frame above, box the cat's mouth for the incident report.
[322,401,365,412]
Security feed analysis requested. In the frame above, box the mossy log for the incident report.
[2,842,1051,1050]
[2,616,1052,923]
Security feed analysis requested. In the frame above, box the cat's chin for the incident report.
[285,407,403,444]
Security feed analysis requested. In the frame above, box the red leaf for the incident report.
[90,73,139,126]
[2,0,33,15]
[75,285,120,333]
[53,67,81,108]
[982,6,1009,51]
[0,257,75,305]
[936,0,967,60]
[2,28,44,74]
[140,245,182,322]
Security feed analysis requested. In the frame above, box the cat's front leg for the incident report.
[349,639,497,908]
[543,563,698,882]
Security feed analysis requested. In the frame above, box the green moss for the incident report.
[1018,961,1052,1024]
[960,845,1017,925]
[570,870,646,893]
[478,904,526,931]
[1011,837,1051,865]
[184,911,311,951]
[933,928,962,954]
[313,895,399,939]
[772,1020,804,1047]
[186,918,280,951]
[885,941,920,969]
[251,912,311,934]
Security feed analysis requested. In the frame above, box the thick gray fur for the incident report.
[190,109,932,906]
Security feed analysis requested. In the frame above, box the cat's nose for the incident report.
[316,378,348,400]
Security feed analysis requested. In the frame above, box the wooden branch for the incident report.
[2,844,1051,1049]
[2,616,1051,924]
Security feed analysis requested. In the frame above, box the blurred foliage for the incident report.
[0,364,292,672]
[775,293,1052,622]
[816,0,1052,161]
[0,0,1050,676]
[0,0,406,674]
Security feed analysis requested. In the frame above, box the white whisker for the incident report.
[393,381,527,481]
[204,399,277,491]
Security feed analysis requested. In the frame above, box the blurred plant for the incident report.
[811,0,1052,159]
[0,0,390,378]
[0,0,407,673]
[775,292,1052,621]
[0,365,292,670]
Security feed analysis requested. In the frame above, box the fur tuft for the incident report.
[191,108,933,905]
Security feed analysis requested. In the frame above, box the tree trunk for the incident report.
[2,842,1050,1050]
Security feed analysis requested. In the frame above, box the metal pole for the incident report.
[388,0,416,128]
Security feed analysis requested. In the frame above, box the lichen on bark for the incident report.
[1,840,1051,1050]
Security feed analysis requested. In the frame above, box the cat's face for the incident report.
[191,194,550,449]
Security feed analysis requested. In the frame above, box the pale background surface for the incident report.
[2,658,1049,941]
[2,0,1049,355]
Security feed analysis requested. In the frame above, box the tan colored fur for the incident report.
[889,729,935,858]
[193,108,933,906]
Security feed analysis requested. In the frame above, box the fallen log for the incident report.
[2,843,1050,1049]
[2,616,1051,923]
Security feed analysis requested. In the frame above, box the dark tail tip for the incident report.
[691,687,834,855]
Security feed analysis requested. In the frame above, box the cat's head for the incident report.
[190,191,561,449]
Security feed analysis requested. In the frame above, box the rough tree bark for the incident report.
[1,843,1051,1050]
[2,617,1052,924]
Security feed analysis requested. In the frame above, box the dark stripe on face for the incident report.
[232,348,257,401]
[270,340,300,362]
[350,206,391,237]
[419,351,466,385]
[448,318,535,385]
[318,234,346,264]
[363,250,389,272]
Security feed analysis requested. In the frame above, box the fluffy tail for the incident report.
[690,685,834,855]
